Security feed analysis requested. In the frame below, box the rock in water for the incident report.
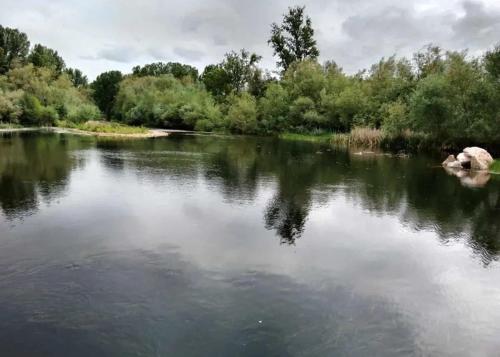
[442,155,457,166]
[463,147,494,171]
[457,153,470,164]
[442,155,463,168]
[457,153,471,169]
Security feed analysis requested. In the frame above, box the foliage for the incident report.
[201,49,262,99]
[200,64,232,99]
[279,132,332,143]
[0,64,99,126]
[132,62,198,81]
[64,68,88,88]
[269,6,319,71]
[258,82,291,133]
[0,25,30,74]
[484,46,500,80]
[113,74,222,130]
[381,101,409,135]
[28,44,65,74]
[72,121,148,134]
[225,93,258,134]
[91,70,123,119]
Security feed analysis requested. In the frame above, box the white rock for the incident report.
[447,160,463,168]
[457,152,470,164]
[442,155,456,167]
[463,147,494,170]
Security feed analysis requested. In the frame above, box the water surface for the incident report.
[0,132,499,356]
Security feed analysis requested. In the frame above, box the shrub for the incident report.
[226,93,258,134]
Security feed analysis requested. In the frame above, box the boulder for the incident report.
[457,153,471,169]
[463,147,493,171]
[442,155,457,166]
[447,160,463,168]
[442,155,463,168]
[457,153,470,164]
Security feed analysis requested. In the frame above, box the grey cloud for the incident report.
[96,46,141,63]
[212,35,228,47]
[174,47,205,62]
[1,0,499,79]
[148,48,170,61]
[452,1,500,48]
[324,0,500,72]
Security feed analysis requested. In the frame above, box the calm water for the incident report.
[0,131,499,357]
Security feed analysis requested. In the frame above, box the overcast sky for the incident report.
[1,0,499,79]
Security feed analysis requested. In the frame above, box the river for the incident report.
[0,131,499,356]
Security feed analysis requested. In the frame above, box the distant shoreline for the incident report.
[0,127,175,138]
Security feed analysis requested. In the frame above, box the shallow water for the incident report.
[0,131,499,357]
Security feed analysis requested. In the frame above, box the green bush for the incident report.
[225,93,258,134]
[113,75,222,130]
[0,64,100,126]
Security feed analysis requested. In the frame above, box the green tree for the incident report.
[222,49,262,94]
[91,70,123,119]
[258,82,290,133]
[132,62,198,81]
[484,45,500,80]
[64,68,88,88]
[269,6,319,71]
[201,49,262,99]
[283,60,325,102]
[113,75,221,130]
[226,93,258,134]
[201,64,232,99]
[413,45,444,79]
[409,74,453,138]
[3,64,99,125]
[381,101,409,135]
[28,44,65,74]
[0,25,30,74]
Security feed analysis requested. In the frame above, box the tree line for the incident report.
[1,6,500,146]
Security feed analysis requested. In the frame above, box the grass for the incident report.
[491,160,500,174]
[280,128,384,149]
[56,120,148,135]
[279,132,333,143]
[335,127,384,149]
[279,128,437,153]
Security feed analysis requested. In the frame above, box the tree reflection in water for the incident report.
[0,132,90,219]
[0,132,498,263]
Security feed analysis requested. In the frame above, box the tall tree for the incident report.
[28,44,65,74]
[0,25,30,74]
[268,6,319,71]
[64,68,88,88]
[91,70,123,119]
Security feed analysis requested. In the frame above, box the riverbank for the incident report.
[279,128,500,156]
[280,128,434,151]
[0,127,171,139]
[0,121,173,139]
